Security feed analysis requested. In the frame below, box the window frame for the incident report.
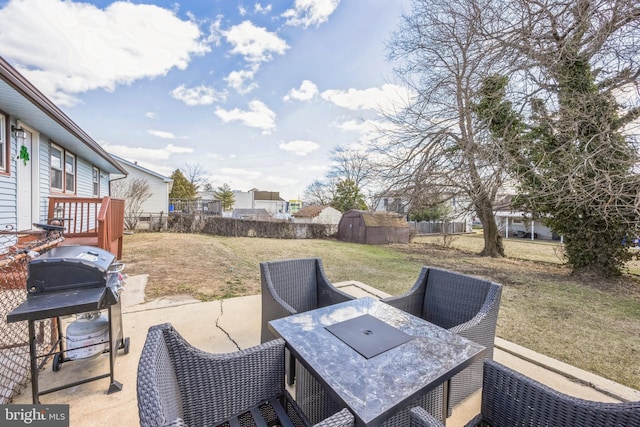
[92,166,100,197]
[0,112,7,175]
[65,151,76,193]
[50,142,76,195]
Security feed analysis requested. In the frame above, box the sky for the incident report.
[0,0,413,201]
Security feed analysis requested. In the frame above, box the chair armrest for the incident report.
[462,414,483,427]
[313,408,355,427]
[381,267,429,317]
[138,325,185,427]
[449,284,501,351]
[480,359,640,426]
[317,280,356,306]
[164,327,287,425]
[409,406,445,427]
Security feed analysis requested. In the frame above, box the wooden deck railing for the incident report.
[47,196,125,259]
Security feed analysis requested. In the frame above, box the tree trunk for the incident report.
[477,207,505,257]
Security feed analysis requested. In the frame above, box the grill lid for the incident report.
[27,245,117,295]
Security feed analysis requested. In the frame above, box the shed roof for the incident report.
[347,210,408,228]
[293,205,327,218]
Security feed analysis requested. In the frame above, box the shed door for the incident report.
[16,130,34,230]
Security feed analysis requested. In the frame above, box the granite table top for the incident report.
[269,296,486,426]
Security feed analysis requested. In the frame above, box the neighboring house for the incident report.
[374,195,409,215]
[232,189,287,216]
[337,210,410,245]
[495,211,556,240]
[0,56,126,244]
[288,199,303,214]
[374,193,473,233]
[292,205,342,225]
[111,154,173,218]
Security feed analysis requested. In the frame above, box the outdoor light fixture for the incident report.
[11,125,26,140]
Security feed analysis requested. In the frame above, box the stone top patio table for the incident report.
[269,296,486,427]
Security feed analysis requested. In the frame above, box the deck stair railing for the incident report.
[47,196,125,259]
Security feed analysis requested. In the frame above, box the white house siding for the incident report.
[315,208,341,224]
[36,137,50,221]
[113,161,170,214]
[0,137,17,230]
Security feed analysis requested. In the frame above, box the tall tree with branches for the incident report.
[379,0,508,257]
[482,0,640,276]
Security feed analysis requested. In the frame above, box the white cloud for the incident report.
[225,67,259,94]
[284,80,318,102]
[148,129,178,139]
[282,0,340,28]
[278,140,320,156]
[224,20,289,63]
[321,84,411,113]
[102,142,193,164]
[172,84,227,106]
[215,100,276,133]
[0,0,210,106]
[255,3,273,14]
[145,112,156,119]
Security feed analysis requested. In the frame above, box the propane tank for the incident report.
[65,311,109,360]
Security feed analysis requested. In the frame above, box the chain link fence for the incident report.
[0,227,62,404]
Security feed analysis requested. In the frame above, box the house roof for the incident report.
[293,205,329,218]
[111,154,172,182]
[0,56,126,175]
[345,210,409,228]
[253,191,284,201]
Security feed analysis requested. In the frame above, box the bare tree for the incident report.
[111,178,152,230]
[303,178,338,206]
[327,146,373,190]
[379,0,508,256]
[184,163,208,193]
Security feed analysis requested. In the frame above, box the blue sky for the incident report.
[0,0,412,200]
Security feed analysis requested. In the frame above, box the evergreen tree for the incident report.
[331,179,368,212]
[169,169,197,199]
[214,183,235,211]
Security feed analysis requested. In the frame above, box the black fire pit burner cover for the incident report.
[325,314,413,359]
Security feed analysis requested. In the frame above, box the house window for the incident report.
[50,143,76,194]
[0,114,5,173]
[51,145,63,191]
[92,167,100,197]
[65,152,75,192]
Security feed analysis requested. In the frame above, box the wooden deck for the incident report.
[47,196,125,259]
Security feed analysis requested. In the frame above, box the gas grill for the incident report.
[6,245,130,404]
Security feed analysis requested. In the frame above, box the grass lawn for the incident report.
[122,232,640,391]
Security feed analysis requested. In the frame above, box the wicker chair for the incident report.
[137,323,354,427]
[408,359,640,427]
[381,267,502,415]
[260,258,356,384]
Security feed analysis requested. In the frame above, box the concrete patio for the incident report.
[9,274,640,426]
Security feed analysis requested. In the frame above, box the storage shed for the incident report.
[337,210,410,245]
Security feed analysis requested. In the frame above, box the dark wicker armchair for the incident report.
[408,359,640,427]
[137,323,354,427]
[381,267,502,414]
[261,258,356,384]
